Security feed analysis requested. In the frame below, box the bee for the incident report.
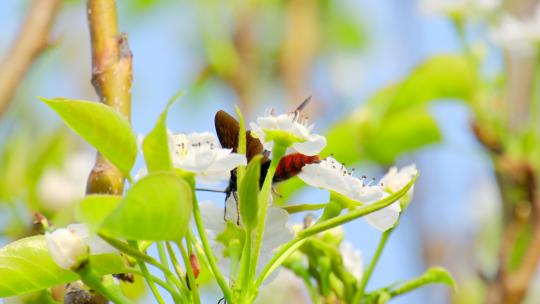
[214,97,320,220]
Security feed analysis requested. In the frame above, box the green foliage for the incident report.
[75,195,122,232]
[0,235,125,298]
[142,93,183,172]
[216,222,245,258]
[101,172,192,240]
[239,156,262,230]
[39,98,137,178]
[361,109,442,164]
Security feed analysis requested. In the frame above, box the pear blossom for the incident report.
[340,241,363,281]
[168,131,246,183]
[45,224,115,270]
[298,157,417,231]
[380,164,418,195]
[199,198,294,281]
[38,151,94,211]
[249,110,326,156]
[490,6,540,57]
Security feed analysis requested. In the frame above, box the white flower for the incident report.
[340,241,363,281]
[45,224,115,270]
[38,151,94,211]
[200,198,293,282]
[168,131,246,184]
[249,110,326,156]
[298,157,417,231]
[489,4,540,56]
[380,164,418,195]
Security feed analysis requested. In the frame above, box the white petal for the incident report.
[199,201,226,233]
[380,164,417,194]
[293,134,327,156]
[297,157,350,195]
[187,132,219,145]
[67,224,115,254]
[208,152,247,172]
[364,201,401,231]
[347,182,388,204]
[340,242,363,281]
[45,228,87,269]
[196,170,231,184]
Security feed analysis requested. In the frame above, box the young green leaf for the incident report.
[39,97,137,178]
[142,92,183,172]
[388,266,456,298]
[75,195,122,232]
[363,110,441,164]
[101,172,192,240]
[239,155,262,230]
[0,235,125,298]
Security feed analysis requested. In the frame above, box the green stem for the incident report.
[191,190,233,302]
[128,241,165,304]
[237,228,253,290]
[77,264,132,304]
[123,268,180,298]
[157,242,183,303]
[178,240,200,304]
[166,241,186,282]
[352,228,394,303]
[254,175,415,288]
[100,235,184,300]
[249,145,286,281]
[138,259,165,304]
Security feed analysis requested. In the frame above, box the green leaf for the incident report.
[142,92,183,172]
[388,267,455,298]
[0,235,125,298]
[239,155,262,230]
[363,110,442,164]
[39,98,137,178]
[75,195,122,232]
[323,119,364,164]
[372,55,476,114]
[101,172,192,240]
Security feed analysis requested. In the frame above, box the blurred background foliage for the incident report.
[2,0,540,303]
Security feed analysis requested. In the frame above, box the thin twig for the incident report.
[0,0,62,116]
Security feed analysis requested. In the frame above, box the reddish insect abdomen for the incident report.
[273,153,320,183]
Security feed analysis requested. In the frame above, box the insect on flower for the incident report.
[214,97,321,220]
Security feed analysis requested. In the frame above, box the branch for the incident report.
[85,0,133,195]
[0,0,62,116]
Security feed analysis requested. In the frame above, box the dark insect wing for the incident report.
[215,110,268,163]
[246,131,266,162]
[215,110,239,152]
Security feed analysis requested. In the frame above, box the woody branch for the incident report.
[86,0,133,195]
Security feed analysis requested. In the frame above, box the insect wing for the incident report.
[215,110,239,151]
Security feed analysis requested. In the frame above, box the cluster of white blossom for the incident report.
[44,106,417,286]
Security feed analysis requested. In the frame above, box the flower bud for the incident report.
[45,228,89,270]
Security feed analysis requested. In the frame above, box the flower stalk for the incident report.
[77,263,132,304]
[191,189,233,302]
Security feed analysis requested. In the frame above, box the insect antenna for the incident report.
[295,96,312,112]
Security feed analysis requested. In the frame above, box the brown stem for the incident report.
[0,0,62,116]
[85,0,132,195]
